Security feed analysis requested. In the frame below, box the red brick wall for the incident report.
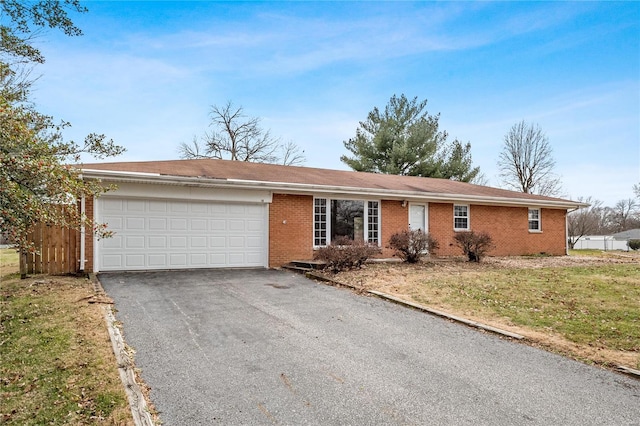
[427,203,567,257]
[269,194,314,267]
[428,202,457,256]
[269,197,408,265]
[380,200,409,257]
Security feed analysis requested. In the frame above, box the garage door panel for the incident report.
[229,205,246,215]
[170,218,188,230]
[170,254,187,267]
[127,200,145,212]
[171,202,188,213]
[125,254,145,268]
[246,252,263,263]
[103,235,122,249]
[247,236,262,248]
[169,236,187,248]
[191,203,208,214]
[190,253,207,265]
[149,236,167,248]
[228,252,246,264]
[126,217,145,230]
[125,236,145,249]
[190,236,207,248]
[229,236,245,248]
[103,199,123,212]
[148,254,167,267]
[210,253,227,265]
[245,205,264,216]
[247,220,262,231]
[148,201,167,212]
[149,218,167,230]
[229,220,245,231]
[104,216,123,230]
[98,198,266,271]
[210,219,226,231]
[191,219,207,231]
[102,254,123,268]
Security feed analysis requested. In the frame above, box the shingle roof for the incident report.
[80,159,582,208]
[612,229,640,240]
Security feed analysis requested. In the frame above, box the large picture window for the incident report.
[314,198,379,246]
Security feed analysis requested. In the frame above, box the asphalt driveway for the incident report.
[99,269,639,425]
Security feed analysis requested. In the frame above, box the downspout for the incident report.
[566,206,580,255]
[80,193,86,272]
[565,211,569,255]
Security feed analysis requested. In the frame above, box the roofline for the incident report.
[81,169,588,210]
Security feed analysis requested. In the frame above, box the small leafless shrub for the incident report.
[453,231,494,262]
[314,236,381,272]
[387,229,439,263]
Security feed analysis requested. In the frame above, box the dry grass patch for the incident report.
[0,249,133,425]
[334,254,640,370]
[0,248,19,276]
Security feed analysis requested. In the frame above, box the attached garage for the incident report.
[93,182,270,272]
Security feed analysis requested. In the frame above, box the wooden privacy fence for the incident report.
[22,223,80,275]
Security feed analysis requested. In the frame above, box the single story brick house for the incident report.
[78,159,585,273]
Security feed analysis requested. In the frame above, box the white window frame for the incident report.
[313,198,381,247]
[528,208,542,232]
[366,200,380,246]
[314,198,328,246]
[453,204,470,231]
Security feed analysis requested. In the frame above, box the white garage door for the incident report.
[97,197,267,271]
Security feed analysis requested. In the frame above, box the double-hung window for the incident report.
[528,208,541,232]
[313,198,380,246]
[454,204,469,231]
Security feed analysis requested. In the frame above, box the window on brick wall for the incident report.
[314,198,380,246]
[528,208,541,231]
[367,201,379,243]
[314,198,327,246]
[454,204,469,231]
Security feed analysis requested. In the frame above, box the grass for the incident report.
[0,248,20,277]
[433,266,639,352]
[569,248,637,257]
[335,256,640,370]
[0,249,133,425]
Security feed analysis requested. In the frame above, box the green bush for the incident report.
[387,229,439,263]
[453,231,494,262]
[314,236,381,272]
[628,239,640,251]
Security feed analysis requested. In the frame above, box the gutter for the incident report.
[80,169,589,210]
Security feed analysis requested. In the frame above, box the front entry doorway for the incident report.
[409,203,428,232]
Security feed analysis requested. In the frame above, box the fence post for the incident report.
[20,250,27,279]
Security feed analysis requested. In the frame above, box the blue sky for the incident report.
[32,1,639,206]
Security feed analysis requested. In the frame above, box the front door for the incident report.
[409,203,428,232]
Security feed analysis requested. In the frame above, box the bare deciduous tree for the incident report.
[568,197,603,248]
[178,101,305,166]
[497,120,562,196]
[604,198,639,233]
[279,140,306,167]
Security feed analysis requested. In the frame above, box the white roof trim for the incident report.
[81,169,588,210]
